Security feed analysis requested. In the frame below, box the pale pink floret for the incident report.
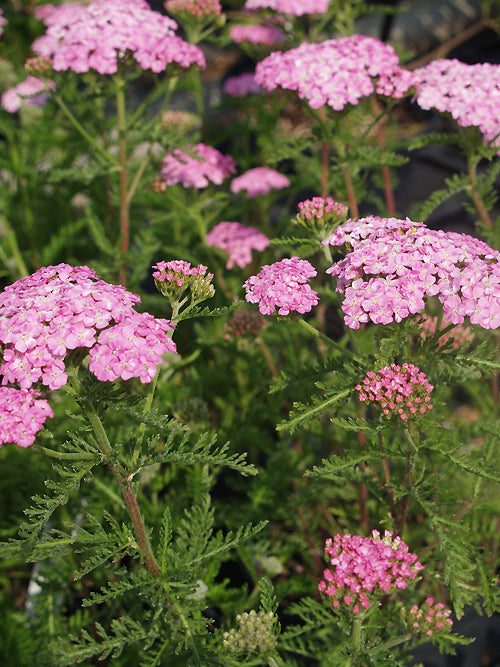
[244,0,330,16]
[244,256,319,315]
[318,531,424,612]
[298,197,348,221]
[206,221,269,269]
[161,143,237,189]
[0,264,176,397]
[0,387,53,448]
[223,72,262,97]
[32,0,205,74]
[413,59,500,152]
[255,35,415,110]
[229,23,285,45]
[323,216,500,330]
[230,167,290,198]
[1,76,55,113]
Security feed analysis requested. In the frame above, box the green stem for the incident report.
[352,614,364,658]
[468,158,493,228]
[32,445,98,461]
[0,214,29,278]
[132,370,159,467]
[296,317,359,360]
[374,633,413,654]
[52,92,118,166]
[115,73,130,286]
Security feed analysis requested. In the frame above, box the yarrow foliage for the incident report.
[230,167,290,198]
[32,0,205,74]
[402,597,453,637]
[0,387,53,448]
[1,75,55,113]
[229,23,286,45]
[414,59,500,150]
[355,363,434,421]
[0,263,176,391]
[244,0,330,16]
[244,256,319,316]
[318,531,425,614]
[323,215,500,330]
[255,34,415,110]
[206,222,269,269]
[223,72,262,97]
[160,143,237,189]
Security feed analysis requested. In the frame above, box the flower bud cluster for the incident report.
[295,197,348,234]
[206,222,269,269]
[165,0,221,18]
[222,610,276,655]
[223,310,266,340]
[402,597,453,637]
[230,167,290,198]
[153,260,215,305]
[355,363,433,421]
[244,256,319,316]
[160,143,236,189]
[318,531,424,614]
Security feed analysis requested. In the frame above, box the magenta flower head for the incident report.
[244,256,319,316]
[244,0,330,16]
[295,197,348,234]
[32,0,205,74]
[413,59,500,152]
[230,167,290,198]
[318,530,425,614]
[255,34,415,110]
[229,23,286,45]
[206,222,269,269]
[0,387,53,448]
[0,263,176,392]
[223,72,262,97]
[323,216,500,330]
[160,143,237,189]
[402,597,453,637]
[1,76,55,113]
[356,363,434,421]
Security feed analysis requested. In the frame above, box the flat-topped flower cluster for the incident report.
[0,387,53,448]
[319,531,425,614]
[206,222,269,269]
[323,215,500,329]
[165,0,222,18]
[356,363,434,421]
[1,75,55,113]
[244,256,318,316]
[244,0,330,16]
[32,0,205,74]
[161,143,236,189]
[223,72,262,97]
[255,34,415,110]
[230,166,290,198]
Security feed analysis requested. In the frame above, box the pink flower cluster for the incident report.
[356,363,433,421]
[323,215,500,330]
[255,35,415,110]
[318,531,425,614]
[152,260,215,303]
[229,23,285,45]
[165,0,222,17]
[405,597,453,637]
[419,314,474,350]
[0,9,7,36]
[0,263,176,391]
[0,387,53,448]
[161,143,237,189]
[1,76,55,113]
[244,0,330,16]
[244,256,319,316]
[298,197,348,221]
[230,167,290,198]
[413,59,500,151]
[223,310,266,340]
[223,72,263,97]
[32,0,205,74]
[206,222,269,269]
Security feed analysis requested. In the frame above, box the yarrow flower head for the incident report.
[230,167,290,198]
[206,222,269,269]
[402,597,453,637]
[229,23,286,45]
[413,59,500,152]
[223,72,262,97]
[1,75,55,113]
[318,531,425,614]
[160,143,236,189]
[244,0,330,16]
[355,363,434,421]
[0,387,53,448]
[255,34,415,110]
[295,197,348,234]
[323,216,500,330]
[223,309,266,340]
[0,9,7,36]
[0,264,176,393]
[32,0,205,74]
[165,0,222,18]
[244,256,319,316]
[153,260,215,306]
[222,610,277,655]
